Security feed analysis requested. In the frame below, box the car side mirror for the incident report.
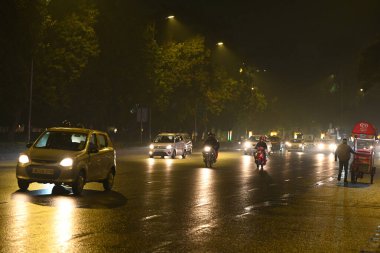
[88,143,99,153]
[26,142,33,148]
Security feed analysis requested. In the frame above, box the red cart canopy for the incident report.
[352,121,377,137]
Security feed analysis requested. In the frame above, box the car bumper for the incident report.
[149,149,174,157]
[16,164,77,184]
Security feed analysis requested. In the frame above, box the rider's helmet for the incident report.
[260,136,265,141]
[207,131,214,137]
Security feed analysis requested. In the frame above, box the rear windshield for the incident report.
[34,131,88,151]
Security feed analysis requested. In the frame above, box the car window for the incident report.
[97,134,108,149]
[90,134,97,148]
[35,131,87,151]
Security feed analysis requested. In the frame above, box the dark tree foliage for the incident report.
[358,37,380,92]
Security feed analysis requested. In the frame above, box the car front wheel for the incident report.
[72,171,85,195]
[171,150,176,159]
[103,170,115,191]
[18,179,29,191]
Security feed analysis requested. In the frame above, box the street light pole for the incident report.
[28,58,34,143]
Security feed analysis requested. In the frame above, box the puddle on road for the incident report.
[315,181,324,186]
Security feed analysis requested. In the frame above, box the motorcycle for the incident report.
[202,145,216,168]
[255,147,266,170]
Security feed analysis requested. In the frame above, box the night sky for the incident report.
[149,0,380,130]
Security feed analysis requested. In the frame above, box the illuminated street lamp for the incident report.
[167,15,175,19]
[217,42,224,46]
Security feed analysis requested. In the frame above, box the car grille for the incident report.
[26,165,61,180]
[32,159,57,164]
[155,145,168,149]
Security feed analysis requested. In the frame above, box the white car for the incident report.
[285,139,305,152]
[315,139,337,153]
[149,133,186,159]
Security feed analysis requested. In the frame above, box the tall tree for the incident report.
[358,37,380,92]
[0,0,47,139]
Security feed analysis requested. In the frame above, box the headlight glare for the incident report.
[19,154,30,164]
[60,158,73,167]
[166,145,172,149]
[204,146,211,152]
[149,144,154,149]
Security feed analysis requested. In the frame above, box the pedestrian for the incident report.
[334,138,355,183]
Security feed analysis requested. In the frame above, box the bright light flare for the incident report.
[60,158,73,167]
[18,154,30,164]
[204,146,211,152]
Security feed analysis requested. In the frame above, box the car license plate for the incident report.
[32,168,54,175]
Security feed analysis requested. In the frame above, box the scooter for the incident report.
[202,145,216,168]
[255,147,266,170]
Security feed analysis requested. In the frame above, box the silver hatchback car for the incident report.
[16,127,116,195]
[149,133,186,158]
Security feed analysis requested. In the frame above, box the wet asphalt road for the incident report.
[1,147,380,252]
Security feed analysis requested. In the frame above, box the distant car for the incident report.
[315,139,337,153]
[177,132,192,154]
[243,135,272,155]
[285,139,304,152]
[269,136,283,151]
[302,134,315,150]
[16,127,116,195]
[149,133,186,159]
[303,139,315,151]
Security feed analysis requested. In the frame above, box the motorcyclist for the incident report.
[204,132,220,159]
[255,136,268,163]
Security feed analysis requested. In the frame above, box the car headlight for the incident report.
[204,146,211,152]
[285,142,291,147]
[166,145,172,149]
[244,142,251,148]
[149,144,154,149]
[318,143,324,149]
[18,154,30,164]
[60,158,73,167]
[299,144,303,148]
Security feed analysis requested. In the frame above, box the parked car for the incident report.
[285,139,305,152]
[149,133,187,159]
[16,127,116,195]
[177,132,193,154]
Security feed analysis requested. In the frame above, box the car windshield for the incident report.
[34,131,88,151]
[154,135,174,143]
